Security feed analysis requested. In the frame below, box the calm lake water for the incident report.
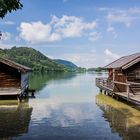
[0,72,140,140]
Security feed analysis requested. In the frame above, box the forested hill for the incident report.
[0,47,67,72]
[54,59,78,70]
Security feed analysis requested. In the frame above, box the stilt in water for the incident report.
[17,95,22,102]
[104,90,106,95]
[100,89,102,93]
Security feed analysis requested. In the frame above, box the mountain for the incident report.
[0,47,67,72]
[54,59,78,70]
[55,59,87,72]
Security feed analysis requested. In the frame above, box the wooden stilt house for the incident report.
[0,58,31,97]
[96,52,140,104]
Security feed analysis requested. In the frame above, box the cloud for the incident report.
[104,49,120,60]
[0,44,13,49]
[107,13,131,27]
[19,15,97,44]
[58,51,97,68]
[107,26,118,38]
[19,21,58,43]
[88,32,101,42]
[107,7,140,27]
[1,21,15,25]
[0,32,12,42]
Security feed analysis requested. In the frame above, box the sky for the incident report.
[0,0,140,68]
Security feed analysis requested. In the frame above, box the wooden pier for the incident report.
[96,78,140,105]
[0,88,36,101]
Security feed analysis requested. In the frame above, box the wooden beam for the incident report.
[113,81,130,86]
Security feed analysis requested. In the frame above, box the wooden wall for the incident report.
[114,69,127,92]
[126,61,140,83]
[126,62,140,93]
[113,62,140,93]
[0,62,21,88]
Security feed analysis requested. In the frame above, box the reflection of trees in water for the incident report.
[0,101,32,139]
[96,94,140,140]
[29,72,77,91]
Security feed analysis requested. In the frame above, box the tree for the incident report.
[0,0,23,18]
[0,0,23,39]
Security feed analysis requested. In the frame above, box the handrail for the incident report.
[96,78,140,99]
[127,81,140,85]
[113,81,130,86]
[97,78,140,86]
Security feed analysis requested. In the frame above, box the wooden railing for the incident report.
[113,81,130,99]
[96,78,140,99]
[127,81,140,95]
[96,78,113,91]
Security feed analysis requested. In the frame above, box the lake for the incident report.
[0,72,140,140]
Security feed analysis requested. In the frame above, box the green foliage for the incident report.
[0,47,67,72]
[0,0,23,18]
[76,67,87,72]
[87,67,107,72]
[55,59,87,72]
[54,59,78,71]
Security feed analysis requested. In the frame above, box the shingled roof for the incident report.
[105,52,140,69]
[0,57,31,73]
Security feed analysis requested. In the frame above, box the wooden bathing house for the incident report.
[0,58,31,99]
[96,52,140,105]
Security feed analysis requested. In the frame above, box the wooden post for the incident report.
[113,69,115,91]
[127,84,130,101]
[31,91,34,97]
[17,95,22,102]
[100,89,102,93]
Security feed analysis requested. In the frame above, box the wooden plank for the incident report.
[115,92,140,104]
[127,81,140,85]
[0,88,20,95]
[114,81,130,86]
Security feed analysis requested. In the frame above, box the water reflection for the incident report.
[29,99,97,127]
[30,72,97,101]
[29,72,77,91]
[0,100,32,139]
[1,72,140,140]
[20,98,121,140]
[96,94,140,140]
[16,73,121,140]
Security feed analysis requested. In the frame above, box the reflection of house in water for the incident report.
[96,94,140,140]
[0,58,31,98]
[0,101,32,139]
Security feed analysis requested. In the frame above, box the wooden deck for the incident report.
[115,92,140,105]
[0,88,20,96]
[96,78,140,105]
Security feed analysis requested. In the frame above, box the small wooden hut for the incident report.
[96,52,140,104]
[0,58,31,97]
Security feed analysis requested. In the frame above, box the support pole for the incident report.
[127,84,130,101]
[17,95,22,102]
[100,89,102,93]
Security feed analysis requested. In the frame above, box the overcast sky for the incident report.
[0,0,140,68]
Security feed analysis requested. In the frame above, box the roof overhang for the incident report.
[122,57,140,70]
[0,58,32,73]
